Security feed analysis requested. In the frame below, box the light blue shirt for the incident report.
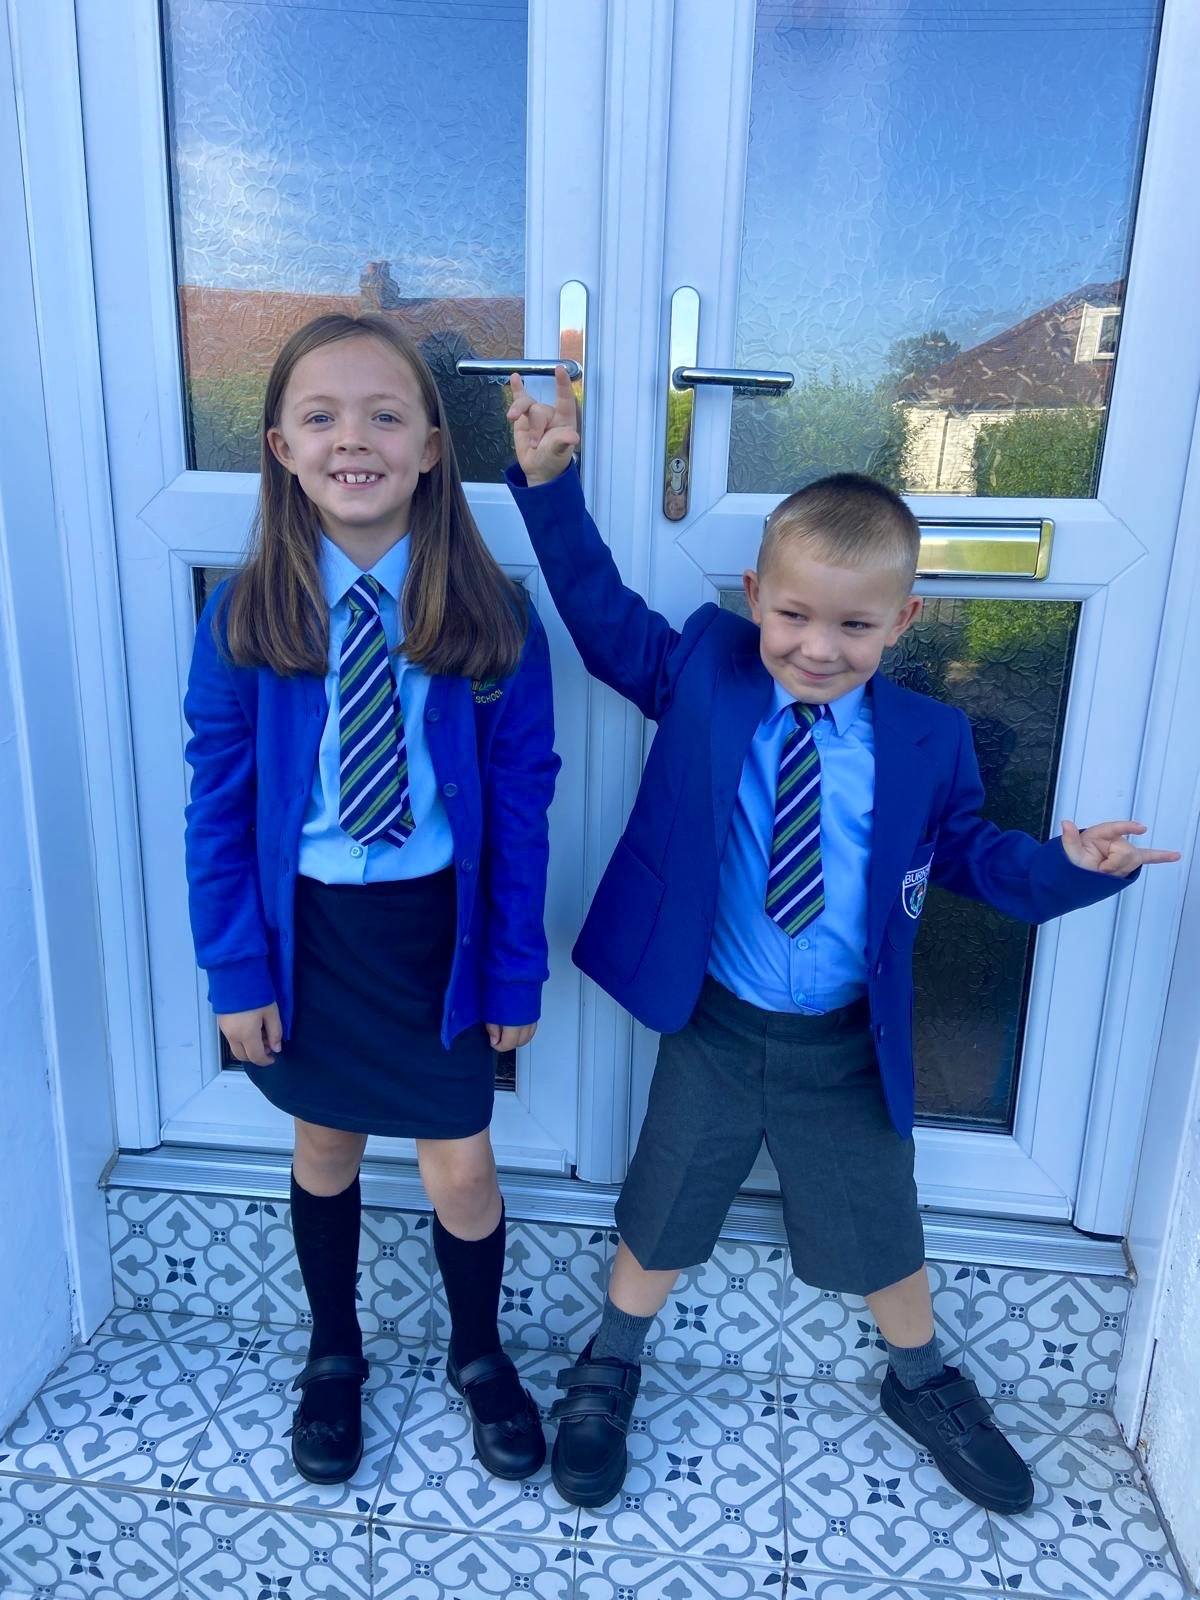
[298,533,454,883]
[708,679,873,1014]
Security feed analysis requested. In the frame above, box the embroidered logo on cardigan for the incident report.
[472,676,504,705]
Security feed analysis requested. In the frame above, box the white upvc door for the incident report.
[625,0,1199,1220]
[77,0,607,1173]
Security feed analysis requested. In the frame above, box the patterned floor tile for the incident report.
[988,1428,1190,1599]
[254,1202,436,1343]
[965,1267,1130,1407]
[573,1544,783,1596]
[86,1306,262,1353]
[372,1525,575,1598]
[174,1496,372,1599]
[428,1219,610,1356]
[377,1346,576,1540]
[644,1239,787,1376]
[779,1262,967,1384]
[991,1395,1124,1446]
[0,1336,241,1491]
[0,1477,175,1599]
[780,1399,998,1589]
[183,1346,417,1517]
[108,1190,262,1323]
[226,1321,429,1372]
[577,1362,785,1567]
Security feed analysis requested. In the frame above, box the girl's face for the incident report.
[267,335,441,555]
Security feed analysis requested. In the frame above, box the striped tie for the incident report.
[337,575,415,849]
[765,702,825,936]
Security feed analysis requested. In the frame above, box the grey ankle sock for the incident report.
[590,1295,652,1365]
[886,1331,945,1390]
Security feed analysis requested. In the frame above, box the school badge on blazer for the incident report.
[472,676,504,705]
[902,850,933,919]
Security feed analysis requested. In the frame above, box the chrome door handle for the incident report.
[456,280,588,465]
[672,366,793,393]
[664,287,794,520]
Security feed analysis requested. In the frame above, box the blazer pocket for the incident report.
[588,840,667,983]
[887,838,936,947]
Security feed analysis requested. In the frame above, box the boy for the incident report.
[504,368,1177,1515]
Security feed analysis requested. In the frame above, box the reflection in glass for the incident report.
[191,565,521,1091]
[719,588,1079,1131]
[163,0,529,478]
[731,2,1159,497]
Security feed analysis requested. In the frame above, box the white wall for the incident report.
[1141,1098,1200,1578]
[0,600,72,1421]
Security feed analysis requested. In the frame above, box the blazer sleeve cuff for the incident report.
[505,460,584,516]
[479,978,544,1028]
[206,956,276,1017]
[1033,837,1137,913]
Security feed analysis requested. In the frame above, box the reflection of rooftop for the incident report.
[179,282,525,378]
[899,280,1123,412]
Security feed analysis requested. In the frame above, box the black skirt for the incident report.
[245,869,494,1139]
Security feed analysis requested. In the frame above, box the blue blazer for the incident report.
[508,465,1130,1137]
[183,583,560,1045]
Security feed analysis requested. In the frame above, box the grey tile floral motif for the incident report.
[966,1268,1131,1406]
[378,1348,577,1539]
[991,1395,1124,1446]
[573,1544,782,1597]
[372,1526,574,1599]
[428,1219,608,1354]
[0,1336,240,1491]
[645,1240,787,1376]
[108,1189,261,1322]
[988,1427,1191,1599]
[254,1201,435,1343]
[86,1306,262,1352]
[183,1348,416,1517]
[579,1362,785,1566]
[175,1498,371,1599]
[780,1261,966,1383]
[780,1398,997,1588]
[0,1477,175,1599]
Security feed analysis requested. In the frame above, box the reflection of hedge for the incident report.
[188,372,265,473]
[960,597,1077,663]
[974,407,1103,497]
[729,373,909,494]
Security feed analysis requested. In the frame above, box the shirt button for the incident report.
[462,933,472,947]
[875,961,884,977]
[350,845,363,858]
[796,938,810,950]
[460,859,474,873]
[426,707,440,722]
[875,1023,886,1039]
[443,782,458,798]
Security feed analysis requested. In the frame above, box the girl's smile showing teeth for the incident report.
[333,471,382,485]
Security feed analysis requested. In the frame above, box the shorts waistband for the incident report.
[696,974,870,1040]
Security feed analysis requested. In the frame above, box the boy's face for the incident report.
[743,541,922,705]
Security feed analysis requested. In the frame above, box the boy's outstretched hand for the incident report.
[1060,819,1180,877]
[508,366,580,486]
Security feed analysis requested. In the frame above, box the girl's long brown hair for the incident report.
[221,314,527,679]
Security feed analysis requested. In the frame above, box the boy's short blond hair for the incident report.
[759,472,921,584]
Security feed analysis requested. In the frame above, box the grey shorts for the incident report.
[615,977,925,1296]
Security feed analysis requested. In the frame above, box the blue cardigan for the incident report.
[183,583,560,1043]
[507,465,1132,1138]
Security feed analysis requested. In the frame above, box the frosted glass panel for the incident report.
[731,1,1159,497]
[163,0,528,478]
[719,588,1079,1131]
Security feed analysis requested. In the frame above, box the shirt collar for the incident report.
[769,676,866,736]
[318,531,411,607]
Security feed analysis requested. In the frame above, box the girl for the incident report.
[183,314,560,1487]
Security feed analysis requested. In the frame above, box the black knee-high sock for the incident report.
[289,1169,363,1424]
[432,1205,524,1423]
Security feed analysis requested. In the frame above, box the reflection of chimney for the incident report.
[360,260,402,310]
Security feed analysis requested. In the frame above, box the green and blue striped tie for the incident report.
[337,575,415,848]
[765,702,825,936]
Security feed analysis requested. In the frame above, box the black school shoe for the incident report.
[880,1362,1034,1514]
[446,1350,546,1480]
[290,1353,370,1484]
[548,1339,641,1508]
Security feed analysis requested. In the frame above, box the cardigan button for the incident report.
[442,782,458,798]
[426,707,440,722]
[460,859,474,873]
[462,933,472,947]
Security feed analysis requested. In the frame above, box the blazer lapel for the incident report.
[710,647,775,845]
[867,672,938,956]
